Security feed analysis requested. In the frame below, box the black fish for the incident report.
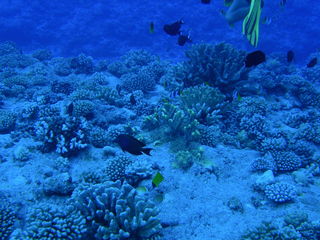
[287,50,294,63]
[163,20,184,36]
[280,0,286,6]
[130,94,136,105]
[149,22,155,34]
[245,50,266,67]
[177,33,192,46]
[115,134,152,156]
[201,0,211,4]
[307,57,317,68]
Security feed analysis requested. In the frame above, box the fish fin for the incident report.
[142,148,153,156]
[242,0,262,47]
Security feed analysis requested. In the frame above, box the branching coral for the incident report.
[180,84,225,125]
[177,42,246,88]
[142,102,200,141]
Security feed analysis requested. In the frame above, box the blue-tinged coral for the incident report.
[259,136,288,153]
[0,110,16,133]
[241,213,320,240]
[0,201,16,240]
[251,153,277,172]
[296,123,320,145]
[18,204,87,240]
[52,57,72,76]
[237,96,268,118]
[295,82,320,108]
[89,126,109,148]
[32,49,53,61]
[35,115,89,156]
[239,113,267,142]
[270,151,302,172]
[70,53,94,74]
[121,67,156,93]
[248,58,291,91]
[176,42,246,87]
[264,182,297,203]
[104,155,133,181]
[71,100,95,118]
[107,49,158,77]
[43,172,74,196]
[73,181,162,240]
[51,79,74,95]
[125,159,154,186]
[199,125,222,147]
[0,43,35,68]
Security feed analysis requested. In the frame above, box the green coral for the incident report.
[177,42,246,87]
[180,84,225,124]
[73,181,162,240]
[142,102,200,141]
[173,147,205,170]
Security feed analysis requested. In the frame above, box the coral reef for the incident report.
[17,204,87,240]
[35,115,89,156]
[241,213,320,240]
[0,201,16,240]
[142,102,200,142]
[104,155,133,181]
[176,43,246,88]
[73,181,162,240]
[264,182,297,203]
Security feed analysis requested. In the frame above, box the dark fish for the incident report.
[130,94,136,105]
[66,102,73,116]
[307,58,317,68]
[245,50,266,67]
[287,50,294,63]
[177,33,192,46]
[163,20,184,36]
[115,134,153,156]
[280,0,286,6]
[201,0,211,4]
[149,22,155,34]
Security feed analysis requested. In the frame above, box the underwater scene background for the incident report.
[0,0,320,239]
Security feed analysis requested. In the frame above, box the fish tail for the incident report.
[142,148,153,156]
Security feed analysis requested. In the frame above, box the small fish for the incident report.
[307,58,317,68]
[149,22,155,34]
[66,102,73,116]
[280,0,286,6]
[262,16,272,25]
[201,0,211,4]
[152,172,164,188]
[245,50,266,68]
[130,94,136,105]
[115,134,153,156]
[163,20,184,36]
[287,50,294,63]
[177,32,192,46]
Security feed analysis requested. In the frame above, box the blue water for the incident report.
[1,0,318,62]
[1,1,320,240]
